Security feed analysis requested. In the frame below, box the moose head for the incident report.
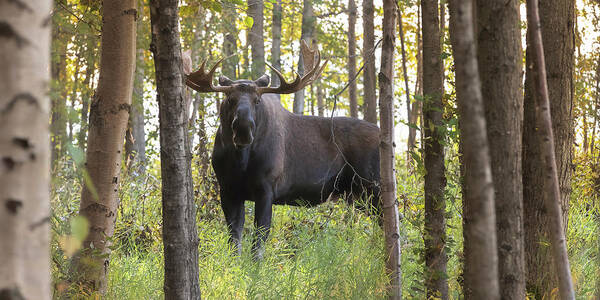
[185,40,328,148]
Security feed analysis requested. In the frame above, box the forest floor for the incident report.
[49,156,599,299]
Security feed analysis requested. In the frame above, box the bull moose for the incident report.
[186,41,381,259]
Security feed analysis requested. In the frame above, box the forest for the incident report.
[1,0,599,299]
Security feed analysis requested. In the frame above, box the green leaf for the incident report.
[71,216,89,242]
[244,16,254,28]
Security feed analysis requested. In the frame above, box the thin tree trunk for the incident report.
[0,1,52,299]
[362,0,377,124]
[51,25,69,163]
[448,1,499,298]
[379,1,402,298]
[347,0,358,118]
[476,0,526,298]
[293,0,315,114]
[222,1,238,79]
[69,51,82,143]
[411,1,423,155]
[422,0,448,298]
[125,48,146,174]
[317,79,324,117]
[399,7,412,167]
[149,0,201,298]
[76,0,136,294]
[525,1,575,298]
[78,39,96,151]
[248,0,265,79]
[523,0,574,296]
[271,0,282,98]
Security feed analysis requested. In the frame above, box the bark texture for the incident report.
[448,1,499,298]
[271,0,282,92]
[222,1,238,79]
[525,0,575,298]
[399,7,412,167]
[248,0,265,79]
[379,1,402,298]
[293,0,315,114]
[125,48,146,174]
[150,0,201,298]
[347,0,358,118]
[523,0,574,297]
[76,0,136,294]
[475,0,526,298]
[0,1,52,299]
[422,0,448,298]
[362,0,377,124]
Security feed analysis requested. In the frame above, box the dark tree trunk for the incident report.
[362,0,377,124]
[293,0,315,114]
[0,1,52,299]
[422,0,448,298]
[347,0,357,118]
[125,48,146,174]
[248,0,265,79]
[379,1,402,298]
[271,0,282,97]
[448,1,499,298]
[476,0,526,298]
[523,0,574,297]
[76,0,137,294]
[525,1,575,298]
[149,0,201,298]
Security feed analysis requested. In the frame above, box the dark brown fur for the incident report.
[212,77,380,258]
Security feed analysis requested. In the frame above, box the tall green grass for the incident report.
[50,152,600,299]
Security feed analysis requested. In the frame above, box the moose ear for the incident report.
[219,76,234,86]
[254,75,270,87]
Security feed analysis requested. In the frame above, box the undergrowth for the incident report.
[49,150,600,299]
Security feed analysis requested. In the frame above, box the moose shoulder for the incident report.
[186,41,381,259]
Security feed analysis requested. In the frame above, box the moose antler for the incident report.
[258,40,328,95]
[185,57,234,93]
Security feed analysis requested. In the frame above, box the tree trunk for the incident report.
[51,24,69,163]
[409,2,423,157]
[149,0,201,298]
[525,1,575,298]
[476,0,526,298]
[317,79,324,117]
[248,0,265,79]
[76,0,136,294]
[523,0,574,297]
[293,0,315,114]
[422,0,448,298]
[379,1,402,298]
[69,51,82,143]
[399,7,412,168]
[0,1,52,299]
[362,0,377,124]
[448,1,499,298]
[271,0,282,98]
[125,48,146,174]
[347,0,358,118]
[222,1,238,79]
[78,38,96,151]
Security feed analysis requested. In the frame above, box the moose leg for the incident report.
[221,192,245,255]
[252,186,273,260]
